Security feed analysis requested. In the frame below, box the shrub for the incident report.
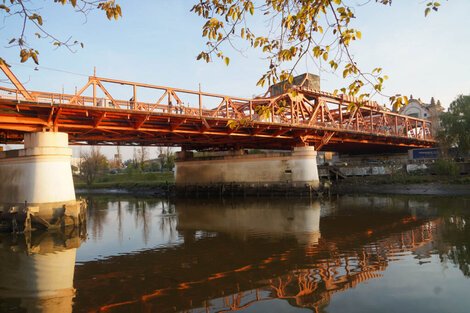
[97,175,110,183]
[434,159,460,176]
[145,172,158,180]
[455,177,470,184]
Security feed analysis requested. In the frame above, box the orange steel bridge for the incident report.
[0,64,437,152]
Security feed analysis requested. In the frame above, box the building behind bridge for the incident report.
[396,96,444,136]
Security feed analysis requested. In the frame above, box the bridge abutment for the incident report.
[175,146,320,196]
[0,132,85,231]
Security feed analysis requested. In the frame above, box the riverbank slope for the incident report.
[74,174,470,197]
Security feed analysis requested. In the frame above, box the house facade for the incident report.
[397,97,444,136]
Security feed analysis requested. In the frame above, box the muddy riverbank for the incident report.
[332,181,470,195]
[75,177,470,197]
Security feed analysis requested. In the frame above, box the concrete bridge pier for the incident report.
[175,145,320,196]
[0,132,85,231]
[289,146,320,188]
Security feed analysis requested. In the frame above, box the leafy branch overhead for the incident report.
[1,0,441,111]
[1,0,122,65]
[191,0,440,110]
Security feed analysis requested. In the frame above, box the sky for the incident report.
[1,0,469,159]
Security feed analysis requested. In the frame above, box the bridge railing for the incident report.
[225,90,433,140]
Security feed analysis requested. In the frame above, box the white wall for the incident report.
[176,146,319,188]
[0,132,75,204]
[400,102,427,119]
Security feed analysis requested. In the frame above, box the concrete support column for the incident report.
[0,132,83,230]
[0,132,75,204]
[290,146,319,189]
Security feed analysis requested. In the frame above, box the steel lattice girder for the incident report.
[0,74,437,152]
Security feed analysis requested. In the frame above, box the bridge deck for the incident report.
[0,75,436,152]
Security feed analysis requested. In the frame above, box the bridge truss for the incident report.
[0,66,436,152]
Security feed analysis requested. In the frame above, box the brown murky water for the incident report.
[1,194,470,313]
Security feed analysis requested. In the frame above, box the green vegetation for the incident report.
[98,171,174,183]
[455,177,470,184]
[79,147,109,185]
[74,181,171,190]
[76,145,176,187]
[74,171,174,189]
[433,159,460,176]
[438,95,470,156]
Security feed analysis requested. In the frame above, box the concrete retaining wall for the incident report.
[175,146,319,189]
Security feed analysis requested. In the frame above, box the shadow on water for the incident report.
[1,194,470,312]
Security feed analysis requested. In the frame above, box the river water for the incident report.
[1,194,470,313]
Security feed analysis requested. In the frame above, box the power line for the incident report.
[0,79,14,86]
[8,62,90,78]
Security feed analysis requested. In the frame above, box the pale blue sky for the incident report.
[1,0,469,159]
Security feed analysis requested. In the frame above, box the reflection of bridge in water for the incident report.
[201,220,435,313]
[0,196,442,313]
[2,195,468,312]
[68,197,438,313]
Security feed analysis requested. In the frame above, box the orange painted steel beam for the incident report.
[0,62,34,101]
[0,103,436,152]
[0,72,437,152]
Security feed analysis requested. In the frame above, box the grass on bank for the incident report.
[74,171,174,189]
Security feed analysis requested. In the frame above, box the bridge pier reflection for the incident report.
[0,132,85,232]
[176,198,321,245]
[0,228,83,313]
